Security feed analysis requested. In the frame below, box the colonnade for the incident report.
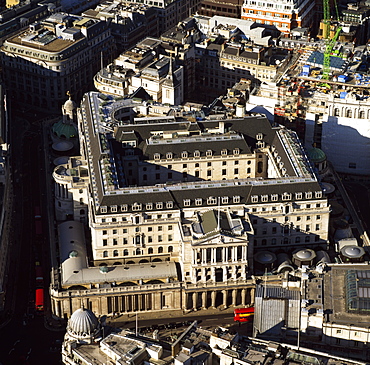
[193,246,247,265]
[50,285,255,318]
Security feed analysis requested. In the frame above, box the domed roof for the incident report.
[64,97,77,112]
[293,249,316,261]
[254,251,276,264]
[52,120,77,139]
[52,140,74,152]
[307,146,326,163]
[341,245,365,258]
[67,307,99,338]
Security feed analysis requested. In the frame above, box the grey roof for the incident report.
[62,261,178,287]
[254,285,300,337]
[306,51,346,70]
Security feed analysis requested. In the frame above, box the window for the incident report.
[272,227,277,234]
[305,236,310,242]
[148,236,152,243]
[158,246,163,253]
[207,196,217,205]
[113,229,117,234]
[315,224,320,231]
[101,206,107,213]
[306,225,310,232]
[183,164,187,169]
[121,204,128,212]
[222,169,227,175]
[251,195,258,203]
[221,149,227,156]
[113,250,118,257]
[166,152,173,159]
[103,251,108,257]
[305,192,312,199]
[156,202,163,210]
[166,201,173,209]
[194,150,200,157]
[154,153,160,160]
[282,193,291,201]
[316,215,321,220]
[103,239,107,246]
[103,230,107,235]
[111,205,117,212]
[307,216,311,221]
[168,245,173,252]
[261,195,268,202]
[123,238,128,244]
[124,249,128,256]
[113,238,117,245]
[295,192,302,200]
[206,150,212,156]
[234,168,239,174]
[184,199,191,206]
[155,173,160,180]
[221,196,229,204]
[181,151,188,158]
[207,162,212,167]
[195,198,202,206]
[132,203,142,211]
[295,237,301,243]
[315,191,322,198]
[271,194,278,201]
[146,203,153,210]
[233,148,240,155]
[168,235,173,241]
[233,196,240,203]
[207,170,212,177]
[222,161,227,166]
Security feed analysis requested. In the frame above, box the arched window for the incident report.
[334,108,340,117]
[262,239,267,245]
[346,109,352,118]
[247,167,251,174]
[295,236,301,243]
[271,238,276,245]
[103,251,108,258]
[305,236,310,242]
[158,246,163,253]
[113,250,118,257]
[257,161,263,173]
[136,248,141,255]
[359,110,365,119]
[168,246,173,253]
[148,247,153,254]
[123,249,129,256]
[283,237,288,244]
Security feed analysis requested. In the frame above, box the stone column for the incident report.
[211,267,216,282]
[222,290,228,308]
[232,289,237,306]
[192,292,197,310]
[212,248,216,263]
[211,291,216,308]
[202,291,207,309]
[241,289,246,306]
[223,267,228,282]
[250,287,255,305]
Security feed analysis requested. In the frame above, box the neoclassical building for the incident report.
[50,92,329,318]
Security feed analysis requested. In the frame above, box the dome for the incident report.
[254,251,276,264]
[53,156,70,166]
[293,249,316,261]
[52,120,77,139]
[52,140,74,152]
[64,97,77,113]
[67,307,99,338]
[321,182,335,195]
[341,246,365,258]
[307,147,326,163]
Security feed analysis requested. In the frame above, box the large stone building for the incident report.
[1,13,115,111]
[50,92,329,319]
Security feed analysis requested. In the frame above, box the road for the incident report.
[0,110,64,365]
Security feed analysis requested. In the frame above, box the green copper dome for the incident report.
[52,120,77,139]
[307,146,326,163]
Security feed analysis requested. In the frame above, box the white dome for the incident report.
[64,98,77,112]
[341,246,365,258]
[67,307,99,339]
[254,251,276,264]
[293,249,316,261]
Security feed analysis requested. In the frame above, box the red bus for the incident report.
[234,307,254,322]
[35,288,44,312]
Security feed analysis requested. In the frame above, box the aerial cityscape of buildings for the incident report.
[1,0,370,363]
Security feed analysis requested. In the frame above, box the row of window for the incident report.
[251,191,322,203]
[254,215,321,225]
[255,223,321,235]
[184,195,241,207]
[102,225,173,235]
[102,234,173,246]
[102,246,173,257]
[254,235,320,246]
